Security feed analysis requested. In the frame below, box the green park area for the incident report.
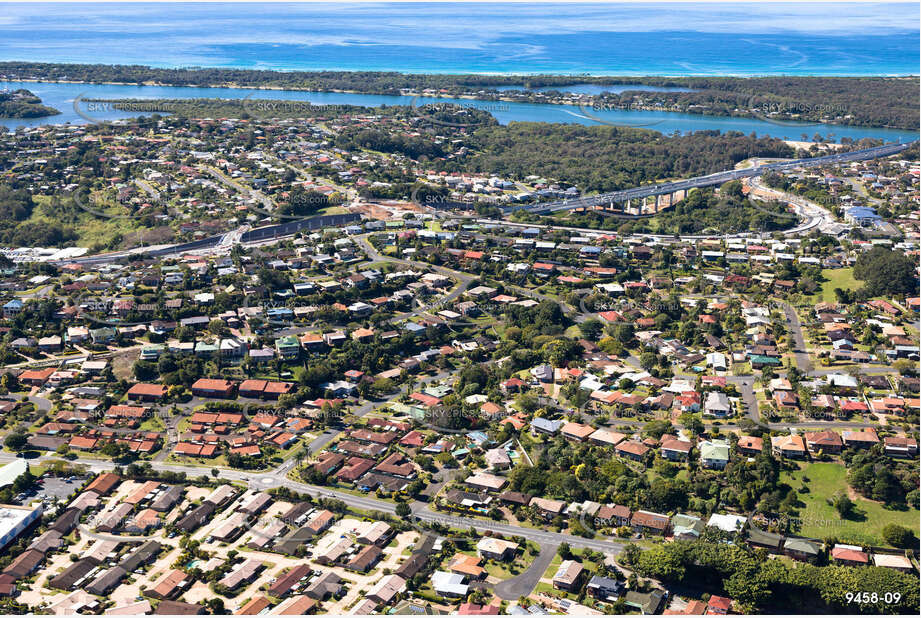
[781,462,919,546]
[811,268,862,303]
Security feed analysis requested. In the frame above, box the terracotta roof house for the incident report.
[126,383,167,402]
[737,436,763,455]
[447,553,486,579]
[630,510,670,535]
[615,440,650,462]
[830,544,869,566]
[149,569,190,600]
[268,564,312,597]
[271,596,317,615]
[85,473,120,496]
[561,422,595,442]
[191,378,236,399]
[708,595,732,614]
[883,436,918,458]
[596,504,631,527]
[842,429,880,448]
[236,595,271,615]
[804,430,843,454]
[771,435,807,458]
[660,438,693,461]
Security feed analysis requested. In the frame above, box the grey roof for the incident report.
[274,525,316,556]
[51,508,81,534]
[150,485,184,512]
[531,417,563,433]
[625,589,665,614]
[305,571,343,600]
[119,541,162,572]
[2,549,45,578]
[394,551,429,580]
[747,528,783,547]
[86,565,128,595]
[176,502,215,532]
[49,558,98,590]
[240,492,272,514]
[27,529,63,553]
[783,537,820,555]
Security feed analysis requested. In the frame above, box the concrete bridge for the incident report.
[504,141,915,215]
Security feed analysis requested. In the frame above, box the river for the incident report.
[1,80,916,143]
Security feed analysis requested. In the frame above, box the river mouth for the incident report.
[1,80,916,144]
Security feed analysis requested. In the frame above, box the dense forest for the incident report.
[559,183,798,236]
[1,62,916,128]
[0,184,78,246]
[624,539,919,614]
[459,124,796,193]
[591,76,919,130]
[0,88,59,118]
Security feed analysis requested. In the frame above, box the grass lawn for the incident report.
[812,268,863,303]
[537,554,563,586]
[534,550,606,600]
[731,362,751,376]
[139,416,165,431]
[564,325,582,338]
[781,462,919,546]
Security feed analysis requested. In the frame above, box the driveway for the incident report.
[494,542,559,600]
[781,302,812,372]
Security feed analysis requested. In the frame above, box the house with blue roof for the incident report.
[2,299,23,318]
[531,417,564,435]
[845,206,882,227]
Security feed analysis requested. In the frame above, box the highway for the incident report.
[505,141,914,215]
[47,142,912,267]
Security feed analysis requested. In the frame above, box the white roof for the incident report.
[0,505,41,549]
[0,460,28,488]
[431,571,468,595]
[826,373,858,388]
[872,554,912,569]
[706,513,747,532]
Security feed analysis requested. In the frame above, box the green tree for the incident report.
[853,246,918,296]
[4,432,27,452]
[881,524,914,548]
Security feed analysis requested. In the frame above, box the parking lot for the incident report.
[16,475,89,506]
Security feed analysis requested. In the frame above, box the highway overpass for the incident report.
[504,141,915,215]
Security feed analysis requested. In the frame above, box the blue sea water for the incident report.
[0,3,917,141]
[0,2,917,76]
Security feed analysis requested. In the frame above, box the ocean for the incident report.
[0,2,918,76]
